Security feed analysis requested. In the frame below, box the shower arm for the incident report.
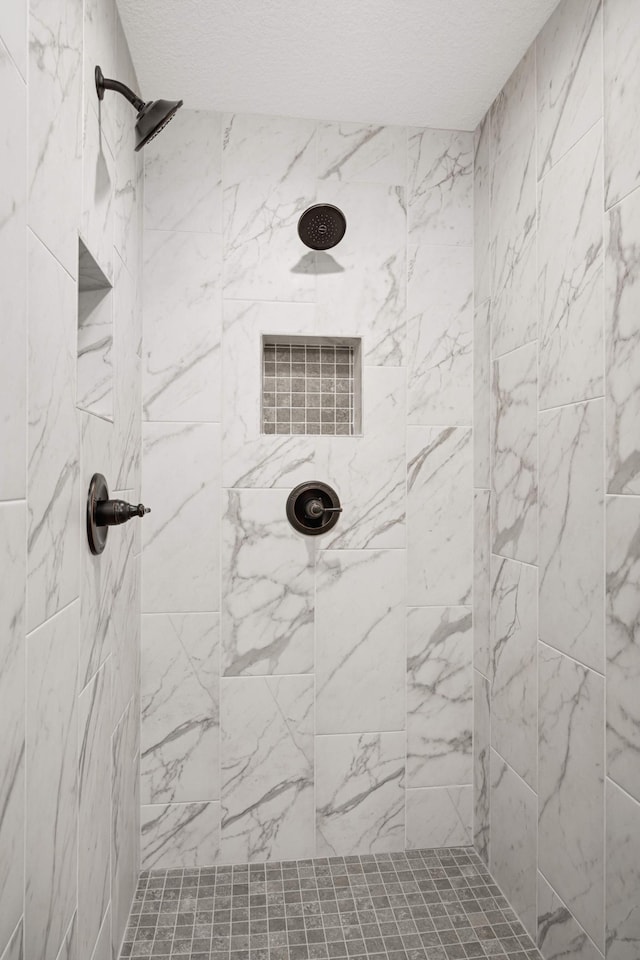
[95,66,145,112]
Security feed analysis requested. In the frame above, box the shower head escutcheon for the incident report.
[95,65,183,151]
[298,204,347,250]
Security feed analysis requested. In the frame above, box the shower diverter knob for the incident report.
[87,472,150,555]
[286,481,342,536]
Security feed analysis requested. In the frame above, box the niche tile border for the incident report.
[262,335,362,436]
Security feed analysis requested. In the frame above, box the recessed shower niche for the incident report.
[77,238,114,421]
[261,335,362,436]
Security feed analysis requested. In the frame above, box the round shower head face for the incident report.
[298,204,346,250]
[135,98,183,151]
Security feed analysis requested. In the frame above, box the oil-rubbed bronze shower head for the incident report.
[95,65,183,152]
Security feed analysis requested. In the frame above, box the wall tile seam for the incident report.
[490,337,538,365]
[87,900,111,960]
[604,175,640,213]
[0,917,23,960]
[27,224,79,285]
[473,664,490,683]
[77,653,112,700]
[537,637,605,680]
[0,498,27,506]
[536,864,605,960]
[538,394,605,415]
[25,594,80,639]
[535,115,604,188]
[404,784,473,792]
[0,31,25,81]
[490,552,539,572]
[490,744,538,802]
[606,773,640,812]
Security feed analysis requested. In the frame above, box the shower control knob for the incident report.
[87,472,151,555]
[286,482,342,536]
[95,498,151,526]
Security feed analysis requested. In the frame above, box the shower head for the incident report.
[298,204,347,250]
[95,65,183,152]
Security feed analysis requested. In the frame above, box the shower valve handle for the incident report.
[304,498,343,520]
[94,498,151,527]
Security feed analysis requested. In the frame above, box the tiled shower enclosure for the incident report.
[140,110,475,866]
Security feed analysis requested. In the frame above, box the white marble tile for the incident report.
[606,496,640,803]
[473,671,490,865]
[490,48,537,358]
[79,413,113,689]
[110,507,140,731]
[221,489,314,677]
[0,46,26,501]
[0,0,26,78]
[474,490,491,679]
[142,613,219,804]
[111,699,139,959]
[606,184,640,494]
[474,115,492,306]
[112,253,141,490]
[317,733,405,856]
[316,550,405,734]
[407,426,472,606]
[143,230,221,422]
[491,45,536,164]
[145,109,222,233]
[0,504,25,956]
[407,606,472,787]
[223,176,316,302]
[491,557,537,790]
[223,112,316,184]
[491,343,538,564]
[88,910,110,960]
[407,244,472,424]
[27,234,80,633]
[474,300,491,487]
[537,872,602,960]
[221,676,314,863]
[536,0,602,178]
[54,914,76,960]
[25,601,78,960]
[539,400,604,673]
[490,148,536,358]
[77,288,113,421]
[538,124,604,409]
[141,802,220,871]
[317,122,405,184]
[490,752,537,939]
[78,662,110,960]
[142,422,220,613]
[538,645,604,950]
[314,181,407,366]
[112,17,143,277]
[606,778,640,960]
[81,102,115,284]
[407,128,473,245]
[28,0,82,277]
[405,786,472,848]
[222,300,316,489]
[0,921,23,960]
[604,0,640,208]
[316,366,405,549]
[83,0,116,151]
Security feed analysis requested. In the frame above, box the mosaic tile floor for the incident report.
[120,847,542,960]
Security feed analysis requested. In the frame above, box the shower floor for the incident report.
[120,846,542,960]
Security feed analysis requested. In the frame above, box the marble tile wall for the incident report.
[473,1,640,958]
[0,1,143,958]
[141,111,474,867]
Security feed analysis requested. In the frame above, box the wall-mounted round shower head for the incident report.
[134,99,183,151]
[95,65,183,152]
[298,204,347,250]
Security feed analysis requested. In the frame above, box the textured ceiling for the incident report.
[116,0,561,131]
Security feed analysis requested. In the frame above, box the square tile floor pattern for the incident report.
[120,847,542,960]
